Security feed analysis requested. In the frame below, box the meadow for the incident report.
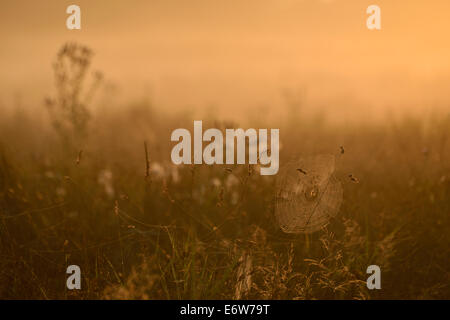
[0,43,449,299]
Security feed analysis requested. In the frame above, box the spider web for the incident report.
[275,154,343,234]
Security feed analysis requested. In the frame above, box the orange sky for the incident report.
[1,0,450,120]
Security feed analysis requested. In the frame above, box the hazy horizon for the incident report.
[2,0,450,120]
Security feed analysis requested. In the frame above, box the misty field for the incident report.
[0,44,449,299]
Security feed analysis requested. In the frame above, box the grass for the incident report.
[0,44,449,299]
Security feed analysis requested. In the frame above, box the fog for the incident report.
[1,0,450,121]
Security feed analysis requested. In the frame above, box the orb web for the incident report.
[275,154,343,234]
